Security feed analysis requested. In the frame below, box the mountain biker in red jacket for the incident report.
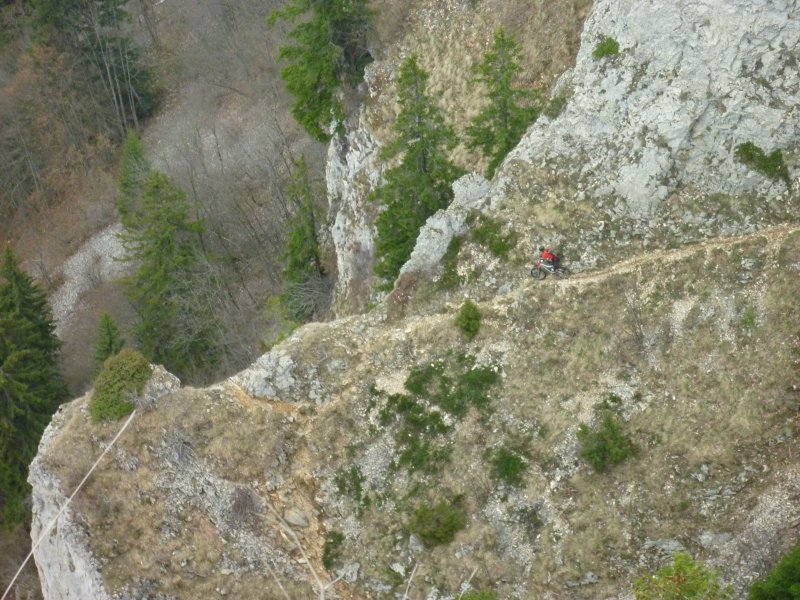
[539,246,560,270]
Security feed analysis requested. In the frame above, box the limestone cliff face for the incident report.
[328,0,800,313]
[28,367,180,600]
[326,97,386,316]
[29,408,112,600]
[508,0,799,216]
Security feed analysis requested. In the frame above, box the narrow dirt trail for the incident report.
[545,223,799,291]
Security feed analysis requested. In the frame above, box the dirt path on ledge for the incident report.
[551,224,799,291]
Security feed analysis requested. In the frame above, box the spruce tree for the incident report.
[466,28,543,178]
[268,0,373,141]
[119,172,219,380]
[117,131,151,228]
[280,158,327,322]
[0,248,67,528]
[372,55,464,281]
[93,312,125,367]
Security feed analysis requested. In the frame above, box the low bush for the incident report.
[593,36,620,59]
[490,447,528,487]
[543,94,568,119]
[634,552,732,599]
[439,235,464,289]
[462,593,498,600]
[322,531,345,570]
[90,348,151,422]
[381,355,499,473]
[335,465,369,511]
[408,498,466,547]
[748,543,800,599]
[577,411,633,472]
[471,214,517,259]
[404,355,497,417]
[456,299,482,339]
[735,142,791,187]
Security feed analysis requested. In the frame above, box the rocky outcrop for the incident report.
[508,0,799,217]
[29,405,113,600]
[400,173,491,277]
[328,0,800,311]
[326,88,386,316]
[29,225,800,599]
[28,366,179,600]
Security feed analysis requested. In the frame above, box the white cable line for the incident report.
[2,409,138,600]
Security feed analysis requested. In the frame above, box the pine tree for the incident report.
[93,312,125,367]
[280,158,327,322]
[0,248,67,528]
[117,131,151,228]
[372,55,464,281]
[268,0,373,141]
[466,28,543,178]
[119,172,219,380]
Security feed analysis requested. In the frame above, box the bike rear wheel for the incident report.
[530,267,546,280]
[554,267,571,279]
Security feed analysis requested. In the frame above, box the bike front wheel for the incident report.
[530,267,546,280]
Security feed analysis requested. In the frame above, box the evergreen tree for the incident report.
[268,0,373,141]
[119,172,219,380]
[0,248,67,528]
[117,131,151,228]
[93,312,125,367]
[372,55,464,281]
[466,28,543,178]
[280,157,327,322]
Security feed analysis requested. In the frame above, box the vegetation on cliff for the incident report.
[268,0,373,141]
[466,28,543,178]
[372,55,464,282]
[0,248,67,528]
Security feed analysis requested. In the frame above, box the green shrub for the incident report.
[593,36,620,59]
[490,447,528,487]
[634,552,733,599]
[335,466,370,511]
[462,593,498,600]
[740,306,758,329]
[451,362,498,413]
[408,499,466,547]
[382,355,499,474]
[322,531,345,570]
[439,235,464,289]
[543,94,568,119]
[471,214,518,259]
[748,543,800,599]
[456,299,482,339]
[735,142,791,187]
[404,355,497,417]
[380,393,450,473]
[577,411,633,472]
[90,349,151,422]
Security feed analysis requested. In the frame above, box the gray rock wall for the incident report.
[29,408,112,600]
[29,366,180,600]
[326,77,386,316]
[508,0,800,217]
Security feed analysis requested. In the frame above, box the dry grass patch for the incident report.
[364,0,591,172]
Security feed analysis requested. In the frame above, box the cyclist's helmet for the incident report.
[538,246,544,251]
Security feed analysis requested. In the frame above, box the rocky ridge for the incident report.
[29,223,800,599]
